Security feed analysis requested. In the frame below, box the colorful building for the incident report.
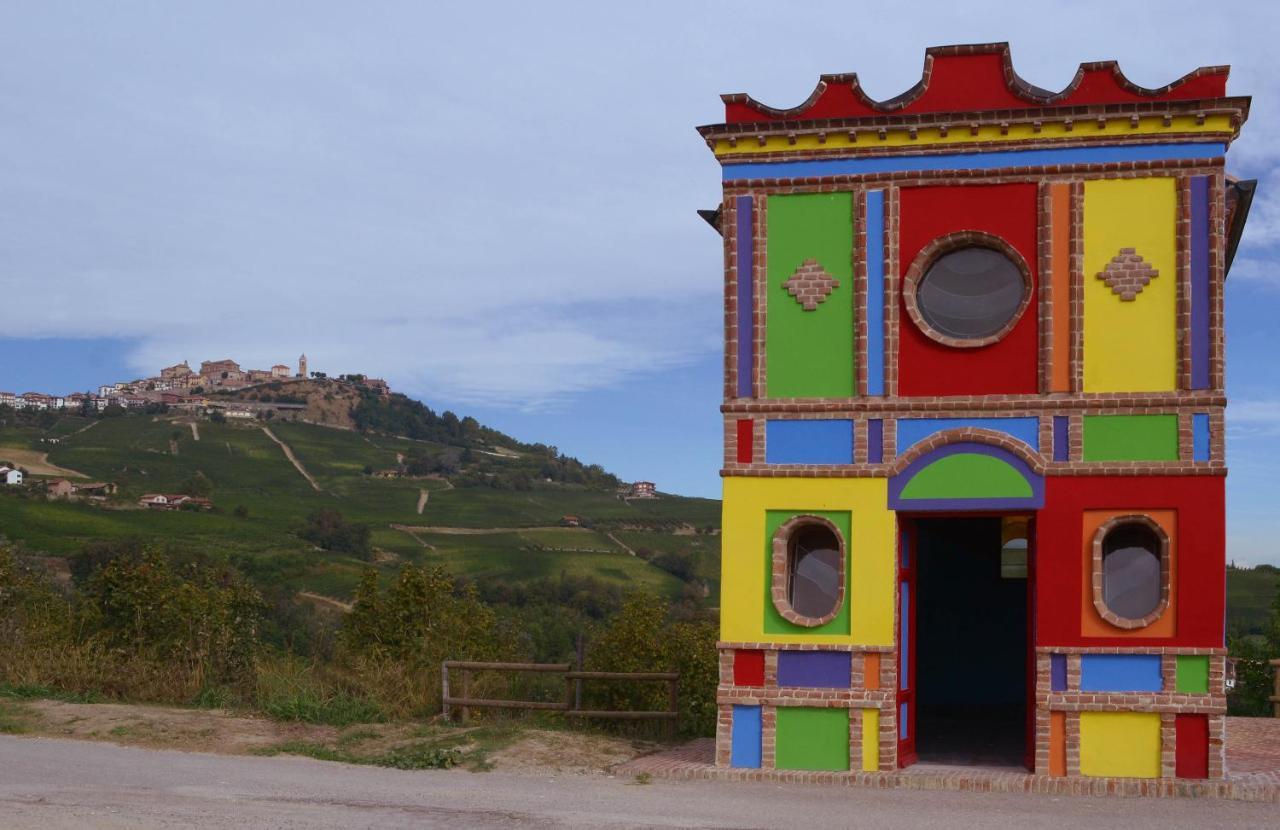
[700,44,1253,780]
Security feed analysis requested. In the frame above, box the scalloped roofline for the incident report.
[713,43,1242,126]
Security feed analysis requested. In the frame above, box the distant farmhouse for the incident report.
[0,466,22,486]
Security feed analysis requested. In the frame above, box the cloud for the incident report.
[3,2,1280,411]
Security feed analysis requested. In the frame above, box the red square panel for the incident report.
[733,649,765,687]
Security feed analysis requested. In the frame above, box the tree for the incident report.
[181,471,213,497]
[298,508,372,559]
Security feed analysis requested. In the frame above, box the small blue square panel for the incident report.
[765,419,854,465]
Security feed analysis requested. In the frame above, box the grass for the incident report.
[0,683,103,704]
[1227,564,1279,635]
[2,413,722,606]
[0,701,30,734]
[253,722,518,772]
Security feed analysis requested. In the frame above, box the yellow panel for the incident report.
[1083,177,1178,392]
[720,476,895,646]
[712,115,1234,157]
[1079,712,1161,778]
[861,708,880,772]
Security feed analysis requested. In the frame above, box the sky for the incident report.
[1,2,1278,564]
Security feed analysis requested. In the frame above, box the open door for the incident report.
[1023,518,1036,772]
[897,522,917,767]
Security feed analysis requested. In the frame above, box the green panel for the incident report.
[1176,655,1210,694]
[765,192,855,398]
[1082,414,1179,461]
[763,509,851,636]
[898,453,1032,500]
[776,707,850,771]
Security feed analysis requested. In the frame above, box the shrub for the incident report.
[297,508,372,559]
[585,593,717,738]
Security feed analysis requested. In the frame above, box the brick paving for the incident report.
[615,717,1280,801]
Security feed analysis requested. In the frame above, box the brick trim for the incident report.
[1090,514,1172,630]
[854,188,869,396]
[884,186,901,397]
[901,230,1035,348]
[770,515,846,627]
[1069,180,1085,392]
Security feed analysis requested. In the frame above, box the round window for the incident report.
[787,524,842,620]
[916,246,1028,341]
[1101,522,1163,621]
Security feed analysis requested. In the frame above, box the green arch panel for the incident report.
[898,453,1033,500]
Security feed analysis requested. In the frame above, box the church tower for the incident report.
[298,353,308,379]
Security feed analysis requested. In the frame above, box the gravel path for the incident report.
[261,426,321,491]
[1,736,1276,829]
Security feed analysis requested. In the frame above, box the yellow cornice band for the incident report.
[710,114,1235,158]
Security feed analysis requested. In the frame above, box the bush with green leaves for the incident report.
[585,592,717,737]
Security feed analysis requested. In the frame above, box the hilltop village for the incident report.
[0,354,390,415]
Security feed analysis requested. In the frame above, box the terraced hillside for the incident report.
[0,411,720,603]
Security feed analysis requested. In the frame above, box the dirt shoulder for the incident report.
[0,446,87,478]
[1,697,655,776]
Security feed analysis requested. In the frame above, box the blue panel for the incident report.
[723,142,1226,182]
[899,703,908,739]
[1080,654,1162,692]
[778,651,852,688]
[866,190,885,396]
[765,419,854,464]
[1053,416,1069,462]
[899,582,909,691]
[730,705,762,768]
[735,195,754,398]
[867,418,883,464]
[896,417,1040,454]
[1193,413,1210,462]
[1050,653,1067,692]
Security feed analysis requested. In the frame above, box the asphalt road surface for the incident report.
[0,736,1274,829]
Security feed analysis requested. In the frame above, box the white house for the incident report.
[0,466,23,486]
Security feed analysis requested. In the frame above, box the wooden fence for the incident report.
[441,660,679,735]
[1271,659,1280,718]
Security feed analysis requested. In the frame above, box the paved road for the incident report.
[0,736,1275,829]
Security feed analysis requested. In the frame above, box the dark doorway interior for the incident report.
[915,517,1027,767]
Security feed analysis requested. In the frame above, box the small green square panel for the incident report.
[775,707,850,771]
[1176,655,1210,694]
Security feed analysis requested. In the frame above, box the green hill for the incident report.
[0,403,719,604]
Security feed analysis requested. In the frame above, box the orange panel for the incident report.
[1050,184,1072,392]
[1049,711,1066,776]
[864,653,880,690]
[1079,509,1177,638]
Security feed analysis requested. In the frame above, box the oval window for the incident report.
[1101,522,1162,621]
[788,524,842,620]
[916,247,1027,341]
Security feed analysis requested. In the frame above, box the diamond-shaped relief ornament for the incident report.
[1097,248,1159,301]
[783,259,840,311]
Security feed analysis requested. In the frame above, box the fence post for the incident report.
[461,668,471,724]
[441,662,451,721]
[667,676,679,740]
[1271,659,1280,718]
[574,633,584,712]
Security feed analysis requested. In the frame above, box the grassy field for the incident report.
[1227,565,1279,635]
[0,413,720,601]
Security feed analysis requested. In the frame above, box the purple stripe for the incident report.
[867,419,883,464]
[1190,177,1210,389]
[1050,653,1067,692]
[888,441,1045,511]
[1053,416,1069,462]
[736,195,754,398]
